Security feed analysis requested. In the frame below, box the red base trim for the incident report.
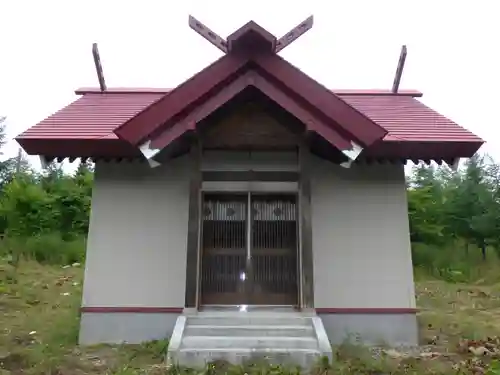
[80,307,417,314]
[315,308,418,314]
[81,307,183,313]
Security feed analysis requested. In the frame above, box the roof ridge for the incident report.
[74,87,423,98]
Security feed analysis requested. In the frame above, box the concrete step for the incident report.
[173,347,322,369]
[187,316,311,327]
[166,311,332,369]
[181,336,319,350]
[184,324,315,337]
[189,311,312,318]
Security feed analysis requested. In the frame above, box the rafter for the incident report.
[92,43,107,92]
[392,45,407,93]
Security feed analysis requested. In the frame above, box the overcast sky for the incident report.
[0,0,498,167]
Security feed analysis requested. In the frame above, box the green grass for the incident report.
[2,259,500,374]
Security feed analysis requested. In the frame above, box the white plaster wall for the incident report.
[311,159,416,309]
[81,157,190,308]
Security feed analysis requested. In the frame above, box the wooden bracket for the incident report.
[275,16,314,53]
[92,43,107,92]
[392,45,407,93]
[188,15,228,53]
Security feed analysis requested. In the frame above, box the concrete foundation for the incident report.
[319,312,419,347]
[79,312,179,345]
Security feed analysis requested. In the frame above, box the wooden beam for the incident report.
[92,43,107,92]
[149,70,254,150]
[188,15,228,54]
[254,53,388,146]
[392,45,407,94]
[114,53,247,144]
[184,138,202,308]
[149,70,353,154]
[202,171,299,182]
[275,16,314,53]
[299,140,314,308]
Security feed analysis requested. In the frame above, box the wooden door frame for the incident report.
[184,146,315,311]
[298,140,314,309]
[184,141,202,310]
[195,187,301,308]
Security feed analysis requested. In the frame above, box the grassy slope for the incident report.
[2,260,500,374]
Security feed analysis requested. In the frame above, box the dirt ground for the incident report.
[2,260,500,374]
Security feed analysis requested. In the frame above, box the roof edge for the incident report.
[334,89,422,97]
[75,87,172,95]
[75,87,423,97]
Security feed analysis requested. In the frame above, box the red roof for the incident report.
[340,95,480,142]
[18,93,161,140]
[112,54,388,153]
[16,19,484,162]
[17,88,482,144]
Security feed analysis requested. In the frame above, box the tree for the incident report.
[407,153,500,262]
[0,118,31,190]
[407,165,445,244]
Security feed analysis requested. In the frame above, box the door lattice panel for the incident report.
[250,195,298,305]
[200,193,298,306]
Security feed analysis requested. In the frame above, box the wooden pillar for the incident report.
[299,140,314,308]
[184,138,202,308]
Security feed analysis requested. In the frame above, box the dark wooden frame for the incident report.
[197,189,301,307]
[147,70,355,154]
[189,144,312,309]
[184,139,202,308]
[299,140,314,308]
[202,171,299,182]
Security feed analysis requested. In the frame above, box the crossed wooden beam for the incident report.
[188,15,314,54]
[91,16,409,94]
